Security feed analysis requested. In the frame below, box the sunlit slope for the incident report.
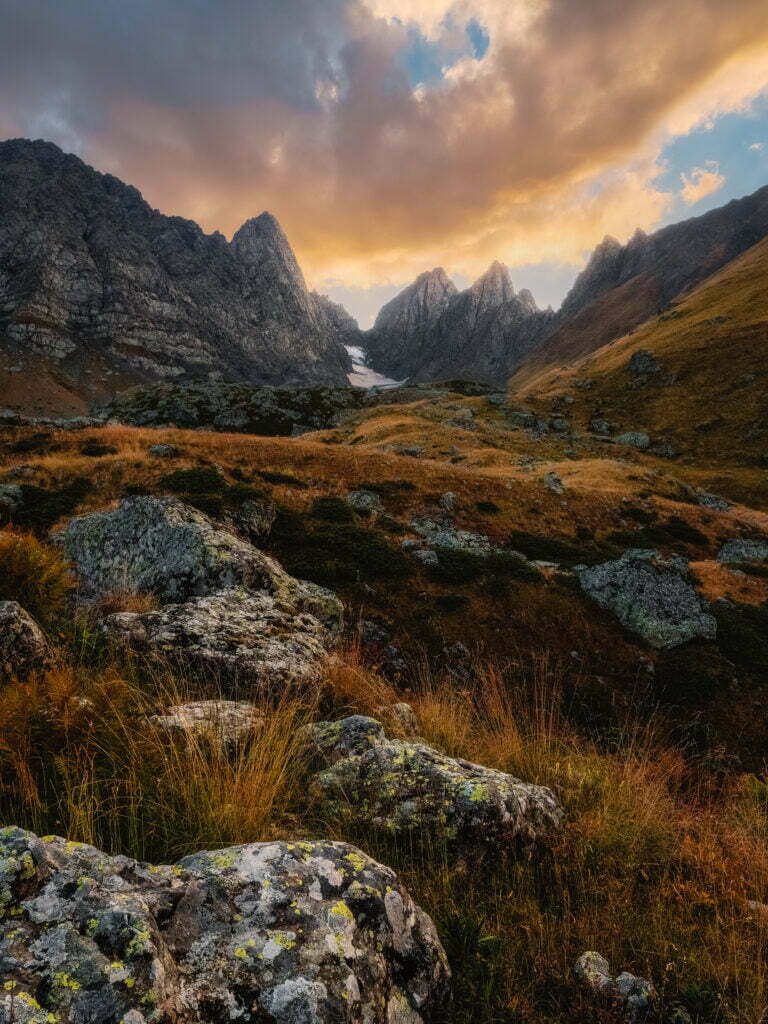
[512,236,768,471]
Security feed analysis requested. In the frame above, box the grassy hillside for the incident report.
[510,237,768,504]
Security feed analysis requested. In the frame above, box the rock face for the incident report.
[366,262,554,384]
[102,589,331,693]
[0,827,450,1024]
[304,715,563,848]
[0,139,352,414]
[579,550,717,649]
[101,381,367,434]
[0,601,49,679]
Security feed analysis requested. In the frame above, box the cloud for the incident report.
[0,0,767,292]
[679,162,726,205]
[750,141,765,151]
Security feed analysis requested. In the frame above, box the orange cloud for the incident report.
[679,163,726,206]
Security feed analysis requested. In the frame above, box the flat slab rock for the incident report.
[0,827,449,1024]
[103,589,331,693]
[148,700,264,743]
[579,549,717,649]
[304,716,563,848]
[54,496,342,630]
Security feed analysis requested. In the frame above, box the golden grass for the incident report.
[0,530,74,624]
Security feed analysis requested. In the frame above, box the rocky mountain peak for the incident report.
[516,288,539,315]
[470,261,515,308]
[231,212,309,294]
[373,267,457,334]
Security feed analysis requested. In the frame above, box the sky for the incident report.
[1,1,767,327]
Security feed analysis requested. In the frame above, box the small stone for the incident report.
[414,549,439,567]
[373,702,420,737]
[438,491,456,512]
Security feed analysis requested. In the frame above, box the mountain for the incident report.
[366,262,553,384]
[513,183,768,385]
[0,139,351,414]
[365,183,768,388]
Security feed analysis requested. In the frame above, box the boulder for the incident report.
[0,601,49,680]
[225,497,278,543]
[438,492,456,512]
[696,492,730,512]
[346,489,384,515]
[579,550,716,649]
[304,716,563,849]
[55,496,341,627]
[410,516,496,555]
[0,827,449,1024]
[149,700,263,743]
[575,951,655,1023]
[614,432,651,450]
[718,537,768,563]
[147,443,181,458]
[0,484,24,516]
[102,589,331,693]
[628,348,662,377]
[543,471,565,495]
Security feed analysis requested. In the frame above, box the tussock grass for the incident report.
[0,530,74,624]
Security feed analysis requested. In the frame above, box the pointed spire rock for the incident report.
[470,261,515,308]
[373,267,457,334]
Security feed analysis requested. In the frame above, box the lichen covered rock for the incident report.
[718,537,768,564]
[575,951,656,1022]
[305,716,563,848]
[579,549,716,649]
[55,496,342,629]
[0,601,49,680]
[102,589,330,693]
[0,826,449,1023]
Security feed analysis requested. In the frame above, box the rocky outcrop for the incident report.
[0,139,351,414]
[102,589,331,693]
[579,550,717,649]
[0,601,49,679]
[0,827,450,1024]
[304,715,563,848]
[101,381,367,434]
[366,262,554,384]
